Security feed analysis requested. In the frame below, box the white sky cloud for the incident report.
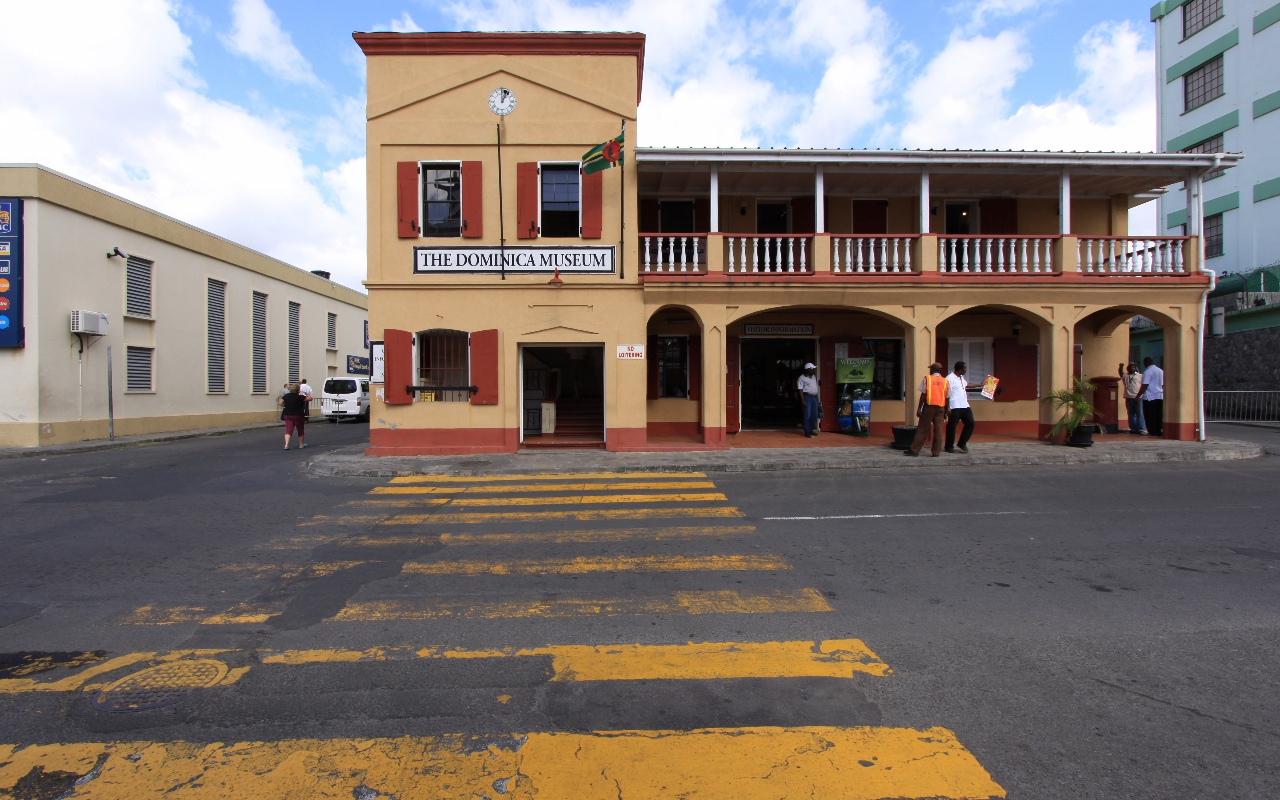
[0,0,366,289]
[221,0,320,84]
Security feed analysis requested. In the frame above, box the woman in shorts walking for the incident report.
[278,384,309,450]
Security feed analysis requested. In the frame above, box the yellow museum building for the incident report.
[356,31,1237,455]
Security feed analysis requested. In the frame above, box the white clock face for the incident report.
[488,87,517,116]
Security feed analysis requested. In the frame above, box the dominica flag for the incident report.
[582,128,625,175]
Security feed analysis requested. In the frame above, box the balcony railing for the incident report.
[832,236,917,273]
[1077,237,1188,274]
[642,235,706,273]
[940,236,1055,274]
[726,235,811,273]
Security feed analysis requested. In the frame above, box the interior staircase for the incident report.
[522,398,605,449]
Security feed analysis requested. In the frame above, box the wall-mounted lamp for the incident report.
[1012,321,1023,336]
[739,201,747,216]
[106,247,127,260]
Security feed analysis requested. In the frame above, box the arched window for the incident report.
[417,329,469,401]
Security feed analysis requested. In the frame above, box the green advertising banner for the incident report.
[836,357,875,384]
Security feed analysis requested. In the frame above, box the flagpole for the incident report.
[497,122,506,281]
[619,119,626,281]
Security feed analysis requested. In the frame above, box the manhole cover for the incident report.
[92,659,228,712]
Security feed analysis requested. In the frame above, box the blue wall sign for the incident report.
[347,355,371,375]
[0,199,23,348]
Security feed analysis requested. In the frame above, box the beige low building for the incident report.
[0,165,368,447]
[355,32,1238,455]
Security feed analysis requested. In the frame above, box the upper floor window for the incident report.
[1182,134,1226,180]
[540,164,580,237]
[1184,55,1223,113]
[1205,213,1224,258]
[422,163,461,237]
[1183,0,1222,39]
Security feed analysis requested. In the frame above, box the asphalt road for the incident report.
[1,423,1277,798]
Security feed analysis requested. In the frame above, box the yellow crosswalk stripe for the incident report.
[400,554,789,576]
[390,492,730,506]
[376,507,747,525]
[0,728,1004,798]
[370,480,718,494]
[332,588,833,621]
[389,471,707,483]
[262,639,890,680]
[439,524,757,546]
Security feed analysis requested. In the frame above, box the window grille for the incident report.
[327,312,337,349]
[126,346,153,392]
[1184,55,1223,113]
[421,164,461,237]
[655,337,689,398]
[288,302,300,385]
[207,279,226,393]
[417,329,470,401]
[540,165,580,237]
[252,292,267,393]
[1183,0,1222,39]
[125,257,153,317]
[1205,213,1224,258]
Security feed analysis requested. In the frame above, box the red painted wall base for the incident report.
[1164,422,1198,441]
[606,427,647,451]
[366,427,519,456]
[647,422,700,436]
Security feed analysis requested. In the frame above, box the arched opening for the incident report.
[1075,307,1181,438]
[645,306,705,446]
[726,306,908,444]
[935,306,1046,439]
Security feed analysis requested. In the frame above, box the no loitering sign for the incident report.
[617,345,645,359]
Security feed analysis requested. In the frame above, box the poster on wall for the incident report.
[0,199,23,348]
[347,355,371,376]
[836,357,875,384]
[370,341,384,383]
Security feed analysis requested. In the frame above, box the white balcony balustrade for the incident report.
[940,236,1055,274]
[726,236,811,273]
[832,236,916,273]
[1077,237,1187,274]
[642,235,706,272]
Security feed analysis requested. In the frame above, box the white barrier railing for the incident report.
[642,235,706,272]
[940,236,1055,273]
[1078,237,1187,274]
[1204,391,1280,422]
[832,236,916,273]
[726,236,811,273]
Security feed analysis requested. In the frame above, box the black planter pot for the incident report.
[891,425,917,450]
[1066,424,1096,448]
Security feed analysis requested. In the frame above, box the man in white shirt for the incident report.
[944,361,976,454]
[1139,358,1164,437]
[796,363,820,438]
[299,378,313,417]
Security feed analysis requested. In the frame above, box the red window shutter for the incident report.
[647,335,659,400]
[470,329,499,405]
[517,162,539,239]
[639,198,660,233]
[581,169,603,239]
[979,198,1018,235]
[396,162,419,238]
[819,338,837,431]
[726,336,740,433]
[792,197,815,235]
[688,335,702,401]
[461,161,483,239]
[693,199,711,233]
[851,200,888,234]
[383,329,414,405]
[993,337,1039,401]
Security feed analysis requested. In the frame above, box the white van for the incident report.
[320,378,370,421]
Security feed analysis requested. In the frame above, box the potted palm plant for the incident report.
[1041,377,1098,447]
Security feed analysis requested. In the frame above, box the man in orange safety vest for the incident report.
[905,362,949,457]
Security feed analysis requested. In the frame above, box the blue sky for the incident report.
[1,0,1162,290]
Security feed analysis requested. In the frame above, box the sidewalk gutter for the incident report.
[0,422,281,460]
[308,439,1265,478]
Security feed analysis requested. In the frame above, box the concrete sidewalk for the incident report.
[0,421,283,459]
[308,438,1265,478]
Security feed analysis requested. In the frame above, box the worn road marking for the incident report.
[262,639,890,679]
[766,510,1053,521]
[389,471,707,483]
[375,507,747,524]
[331,588,833,621]
[0,727,1004,799]
[0,651,240,694]
[371,481,718,494]
[365,492,729,506]
[214,562,364,579]
[439,524,757,546]
[201,598,291,625]
[401,554,789,576]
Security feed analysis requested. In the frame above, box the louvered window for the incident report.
[125,257,153,317]
[288,302,301,385]
[207,279,226,392]
[327,312,337,349]
[126,346,153,392]
[252,292,268,393]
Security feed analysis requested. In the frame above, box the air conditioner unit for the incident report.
[70,310,109,336]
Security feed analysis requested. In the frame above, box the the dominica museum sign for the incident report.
[414,246,616,274]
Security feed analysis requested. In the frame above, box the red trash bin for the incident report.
[1091,376,1121,434]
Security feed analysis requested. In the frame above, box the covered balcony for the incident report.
[634,149,1237,281]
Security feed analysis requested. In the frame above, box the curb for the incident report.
[306,440,1265,478]
[0,423,281,460]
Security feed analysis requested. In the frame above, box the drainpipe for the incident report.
[1199,266,1215,442]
